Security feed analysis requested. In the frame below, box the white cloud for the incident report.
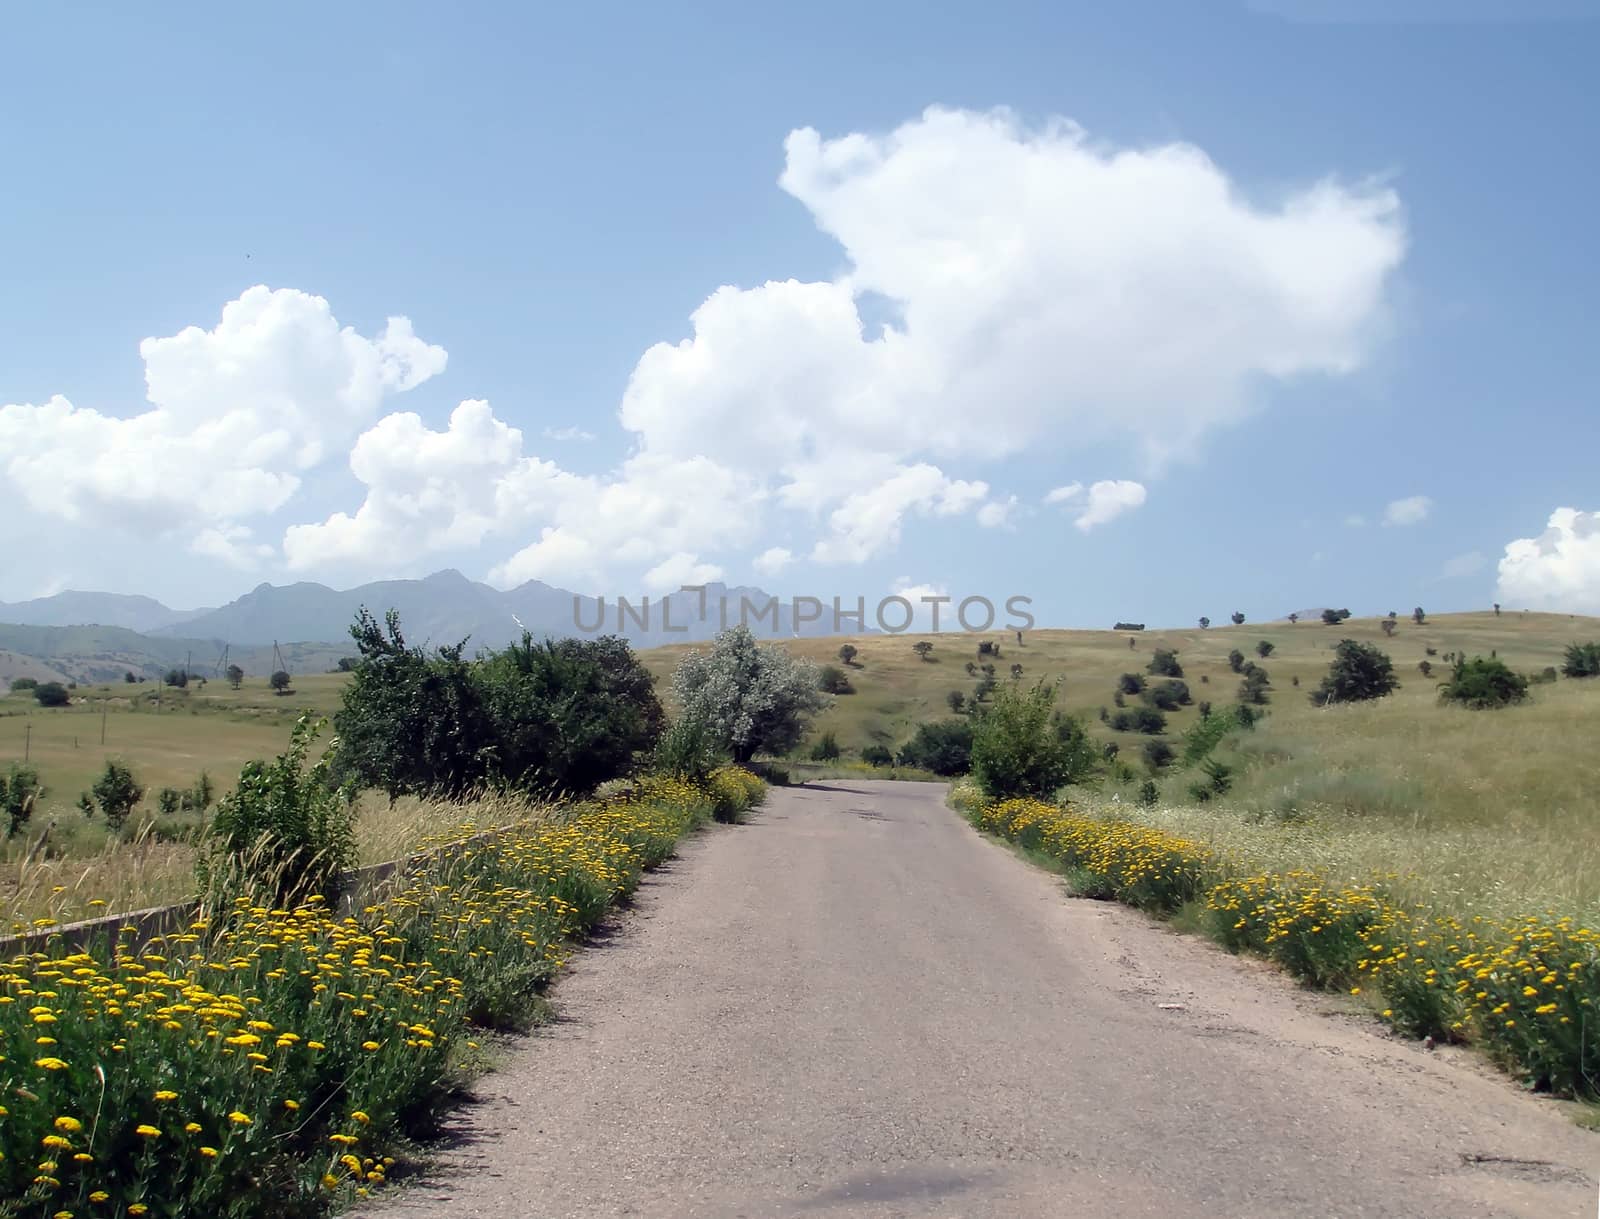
[977,495,1021,529]
[1440,550,1487,580]
[541,425,595,442]
[1060,479,1147,532]
[1383,495,1432,526]
[0,286,444,548]
[890,578,956,631]
[810,464,988,563]
[753,546,793,577]
[1497,508,1600,612]
[191,525,274,569]
[641,552,724,592]
[1044,483,1084,505]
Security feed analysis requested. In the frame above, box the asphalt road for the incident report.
[377,780,1595,1218]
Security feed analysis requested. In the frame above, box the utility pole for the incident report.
[101,701,107,746]
[23,722,30,762]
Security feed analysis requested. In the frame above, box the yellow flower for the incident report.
[129,1207,149,1217]
[154,1089,178,1102]
[184,1122,203,1134]
[227,1111,252,1126]
[90,1192,110,1203]
[284,1099,301,1112]
[350,1110,370,1124]
[361,1040,381,1052]
[53,1116,83,1134]
[35,1057,69,1071]
[199,1146,219,1159]
[42,1135,72,1150]
[135,1125,162,1139]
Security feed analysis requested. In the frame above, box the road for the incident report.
[377,780,1595,1218]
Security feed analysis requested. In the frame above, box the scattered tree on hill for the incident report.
[1,764,42,838]
[1255,640,1275,658]
[1231,611,1245,625]
[226,664,244,689]
[270,670,292,694]
[1418,660,1433,677]
[1288,612,1299,625]
[1137,779,1159,807]
[970,682,1097,799]
[946,690,967,714]
[1238,667,1271,705]
[1198,700,1212,720]
[1321,609,1343,626]
[1198,617,1211,629]
[1010,663,1024,680]
[335,657,361,672]
[164,668,189,689]
[1311,640,1398,707]
[34,682,69,707]
[1110,705,1168,734]
[1118,672,1146,695]
[90,759,144,831]
[1381,616,1397,638]
[837,643,858,667]
[1129,636,1136,650]
[1147,649,1184,678]
[1561,642,1600,679]
[817,664,854,695]
[1144,679,1191,711]
[1427,646,1438,657]
[964,661,978,677]
[1413,606,1426,624]
[9,677,38,692]
[913,640,934,662]
[1228,649,1245,674]
[1142,739,1175,770]
[675,625,826,764]
[1439,656,1528,709]
[977,640,999,657]
[1113,622,1146,632]
[124,671,138,684]
[1493,603,1501,616]
[896,719,974,776]
[972,673,998,702]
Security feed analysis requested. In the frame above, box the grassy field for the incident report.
[5,609,1598,927]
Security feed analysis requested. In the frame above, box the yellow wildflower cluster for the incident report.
[961,790,1600,1098]
[0,769,763,1218]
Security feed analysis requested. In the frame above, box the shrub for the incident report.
[34,681,70,707]
[1147,649,1183,678]
[1199,757,1233,795]
[1,763,42,837]
[164,667,189,688]
[1197,700,1212,720]
[1136,779,1159,807]
[969,682,1096,799]
[912,640,934,661]
[1255,640,1274,658]
[897,719,974,776]
[1198,617,1211,629]
[90,759,144,831]
[1238,668,1271,706]
[270,669,292,694]
[1413,606,1426,624]
[1113,622,1145,631]
[861,744,893,767]
[1311,640,1398,706]
[1562,642,1600,678]
[1144,679,1190,711]
[809,731,842,762]
[1320,608,1343,626]
[652,715,725,783]
[1230,611,1245,625]
[9,676,38,692]
[837,643,858,666]
[1536,666,1559,684]
[200,715,356,906]
[157,786,183,816]
[226,663,244,689]
[1227,649,1245,674]
[947,689,967,713]
[1141,739,1175,770]
[817,664,854,694]
[1111,705,1167,734]
[185,770,216,811]
[1418,660,1433,678]
[1181,708,1248,764]
[1117,672,1146,695]
[977,640,997,656]
[1438,656,1529,709]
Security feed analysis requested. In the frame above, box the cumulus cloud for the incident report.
[541,425,595,442]
[642,552,724,592]
[977,495,1021,529]
[1497,508,1600,612]
[810,464,988,563]
[1383,495,1432,526]
[1045,479,1147,531]
[0,286,444,548]
[753,546,793,577]
[1043,483,1084,505]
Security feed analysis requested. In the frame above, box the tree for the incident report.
[1493,603,1501,616]
[226,664,244,689]
[1417,659,1434,677]
[1561,642,1600,678]
[270,670,292,694]
[1413,606,1426,625]
[1255,640,1275,658]
[33,682,70,707]
[1198,617,1211,629]
[1117,672,1146,695]
[1439,656,1528,710]
[810,731,841,762]
[480,633,665,795]
[335,656,361,672]
[862,744,893,768]
[164,668,189,688]
[1288,613,1299,625]
[1381,616,1397,638]
[9,677,38,692]
[1239,667,1271,705]
[91,759,144,831]
[334,608,496,799]
[1141,739,1175,770]
[1227,649,1245,674]
[1010,663,1024,680]
[896,719,975,776]
[1321,609,1343,626]
[1110,705,1168,734]
[837,643,858,667]
[1231,612,1245,625]
[1144,679,1191,711]
[912,640,934,662]
[970,682,1096,799]
[674,625,828,764]
[124,671,138,684]
[1,764,42,838]
[1311,640,1398,706]
[946,690,967,714]
[817,664,854,694]
[1147,650,1183,678]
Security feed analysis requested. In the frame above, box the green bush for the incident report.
[809,731,842,762]
[1110,705,1167,734]
[8,676,38,692]
[157,786,183,816]
[1143,679,1190,711]
[1,763,41,837]
[200,714,357,906]
[652,715,725,782]
[1256,640,1275,658]
[969,682,1095,799]
[34,681,70,707]
[817,664,854,694]
[1228,649,1245,673]
[861,744,894,767]
[1147,649,1183,678]
[897,719,975,776]
[1117,672,1146,695]
[1438,656,1529,709]
[1141,739,1175,770]
[1310,640,1398,706]
[90,759,144,830]
[1561,641,1600,678]
[1136,779,1159,807]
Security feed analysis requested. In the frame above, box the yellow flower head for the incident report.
[226,1111,252,1127]
[53,1116,83,1134]
[135,1125,162,1139]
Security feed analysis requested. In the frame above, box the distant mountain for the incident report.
[0,590,211,633]
[0,623,347,686]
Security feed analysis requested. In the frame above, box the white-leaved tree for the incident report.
[672,626,829,763]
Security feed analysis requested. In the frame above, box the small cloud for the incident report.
[1441,550,1487,580]
[752,546,792,577]
[977,495,1020,529]
[1344,514,1367,528]
[541,425,596,442]
[1383,495,1432,527]
[1043,482,1084,505]
[1072,480,1147,532]
[641,552,723,591]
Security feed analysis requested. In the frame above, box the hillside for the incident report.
[0,590,211,633]
[0,624,348,686]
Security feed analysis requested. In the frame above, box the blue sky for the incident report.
[1,0,1596,626]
